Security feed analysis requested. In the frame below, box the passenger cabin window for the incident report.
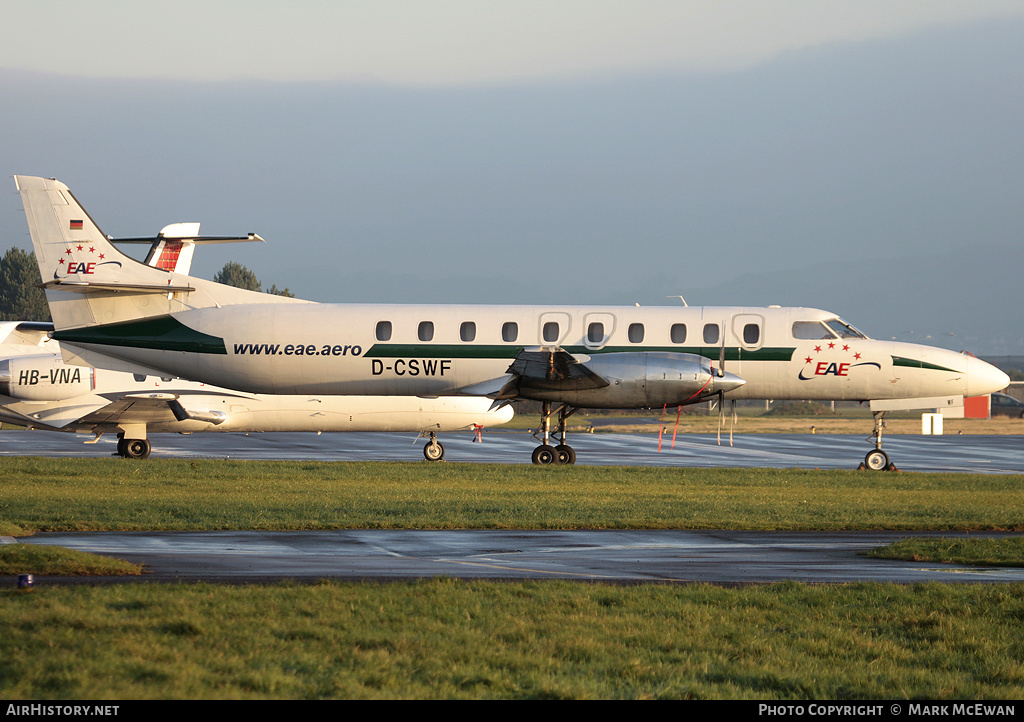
[133,374,146,383]
[418,321,434,342]
[703,323,720,345]
[628,323,644,343]
[375,321,392,342]
[588,322,605,344]
[460,321,476,342]
[542,321,559,343]
[743,323,760,345]
[670,323,687,344]
[502,322,518,343]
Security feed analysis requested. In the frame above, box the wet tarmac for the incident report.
[5,430,1023,586]
[2,428,1024,473]
[14,529,1024,585]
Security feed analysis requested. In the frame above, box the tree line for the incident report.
[0,248,293,322]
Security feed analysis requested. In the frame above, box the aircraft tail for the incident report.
[15,176,300,331]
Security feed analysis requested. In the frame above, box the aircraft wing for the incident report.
[458,348,609,399]
[1,398,114,429]
[78,394,226,427]
[505,348,610,392]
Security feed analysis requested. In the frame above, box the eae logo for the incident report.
[797,341,881,381]
[53,245,122,278]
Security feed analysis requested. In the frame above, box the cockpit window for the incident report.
[824,318,867,339]
[792,322,833,340]
[793,319,869,340]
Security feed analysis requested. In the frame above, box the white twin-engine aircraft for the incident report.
[16,176,1009,469]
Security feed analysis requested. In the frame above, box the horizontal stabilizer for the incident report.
[39,280,196,294]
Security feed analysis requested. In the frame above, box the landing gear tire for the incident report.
[555,444,576,465]
[123,438,151,460]
[532,444,560,465]
[864,449,889,471]
[423,440,445,461]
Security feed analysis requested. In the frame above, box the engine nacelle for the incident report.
[0,354,94,401]
[520,352,744,408]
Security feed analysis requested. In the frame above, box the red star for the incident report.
[805,356,813,364]
[58,258,65,265]
[843,344,850,352]
[89,247,95,253]
[76,245,83,251]
[854,352,862,360]
[814,345,821,353]
[99,253,105,259]
[64,248,73,255]
[828,342,835,349]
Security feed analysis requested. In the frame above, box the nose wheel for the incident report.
[864,448,890,471]
[862,411,897,471]
[423,432,445,461]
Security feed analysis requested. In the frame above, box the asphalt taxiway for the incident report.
[3,428,1024,473]
[13,529,1024,585]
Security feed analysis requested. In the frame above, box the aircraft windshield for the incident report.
[792,319,869,340]
[825,318,867,339]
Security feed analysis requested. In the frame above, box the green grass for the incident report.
[0,543,142,576]
[3,457,1024,699]
[2,579,1022,699]
[2,457,1023,533]
[867,537,1024,567]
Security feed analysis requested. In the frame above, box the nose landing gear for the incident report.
[862,411,897,471]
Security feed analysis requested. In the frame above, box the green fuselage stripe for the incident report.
[53,316,228,355]
[891,356,961,373]
[365,344,796,361]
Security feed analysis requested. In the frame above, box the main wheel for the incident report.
[123,438,151,460]
[532,444,560,465]
[864,449,889,471]
[555,444,576,465]
[424,440,445,461]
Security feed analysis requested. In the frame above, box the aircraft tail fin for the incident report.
[15,176,301,331]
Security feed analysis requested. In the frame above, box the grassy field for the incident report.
[1,457,1023,533]
[3,580,1024,699]
[3,456,1024,699]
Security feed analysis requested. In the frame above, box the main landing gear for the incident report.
[115,433,151,460]
[862,410,897,471]
[531,401,577,465]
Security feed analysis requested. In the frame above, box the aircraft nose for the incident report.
[714,370,746,395]
[965,355,1009,397]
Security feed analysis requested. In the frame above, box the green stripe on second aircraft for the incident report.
[53,316,228,355]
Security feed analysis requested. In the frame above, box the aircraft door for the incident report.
[583,313,616,350]
[539,312,572,346]
[732,314,765,353]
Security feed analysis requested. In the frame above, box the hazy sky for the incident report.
[3,1,1023,84]
[2,2,1023,354]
